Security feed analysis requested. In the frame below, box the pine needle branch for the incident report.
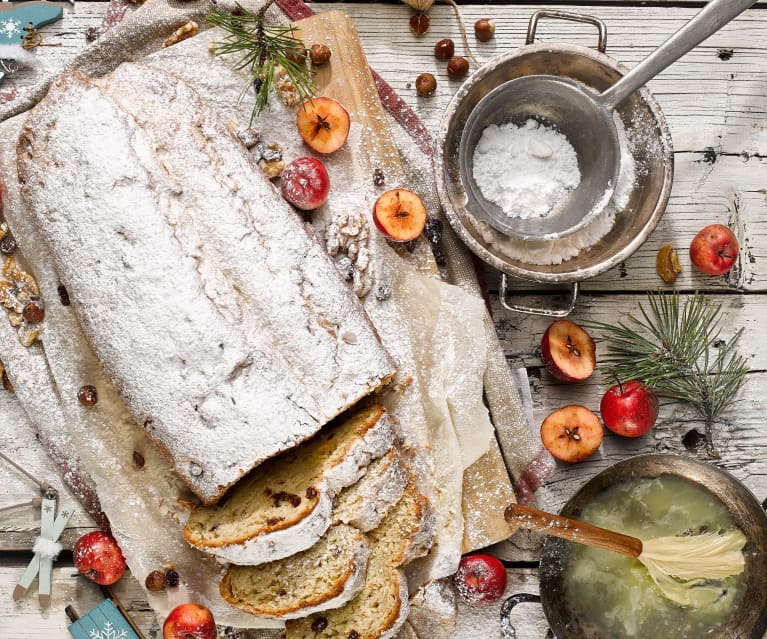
[206,1,316,122]
[584,291,749,457]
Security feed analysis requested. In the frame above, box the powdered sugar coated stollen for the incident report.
[472,119,581,220]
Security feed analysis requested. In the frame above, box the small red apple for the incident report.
[541,319,596,383]
[372,188,427,242]
[600,380,659,438]
[689,224,739,276]
[296,97,350,154]
[453,554,507,605]
[163,603,216,639]
[73,531,126,586]
[540,405,603,463]
[280,157,330,210]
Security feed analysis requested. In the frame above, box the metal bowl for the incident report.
[434,17,673,287]
[539,455,767,639]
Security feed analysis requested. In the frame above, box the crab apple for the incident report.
[541,319,596,383]
[163,603,217,639]
[540,405,603,463]
[600,380,659,438]
[280,157,330,211]
[73,531,126,586]
[453,554,507,606]
[296,97,350,154]
[372,188,427,242]
[689,224,739,276]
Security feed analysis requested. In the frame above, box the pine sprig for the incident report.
[206,1,316,121]
[585,291,749,457]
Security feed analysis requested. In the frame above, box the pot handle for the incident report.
[500,593,555,639]
[499,276,579,317]
[526,10,607,54]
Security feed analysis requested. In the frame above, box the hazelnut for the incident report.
[22,300,45,324]
[474,18,495,42]
[434,38,455,60]
[78,384,98,406]
[409,13,430,36]
[415,72,437,96]
[310,43,331,66]
[447,56,469,79]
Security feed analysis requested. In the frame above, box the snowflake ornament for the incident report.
[0,19,21,39]
[89,622,129,639]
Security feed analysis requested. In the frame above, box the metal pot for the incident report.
[433,11,674,316]
[501,454,767,638]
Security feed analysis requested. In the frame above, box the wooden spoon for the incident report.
[505,503,746,607]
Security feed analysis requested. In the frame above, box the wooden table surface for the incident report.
[1,0,766,637]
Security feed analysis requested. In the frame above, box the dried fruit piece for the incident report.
[415,73,437,97]
[409,13,429,36]
[57,284,70,306]
[22,300,44,324]
[474,18,495,42]
[373,168,385,187]
[424,218,443,245]
[145,570,167,592]
[447,56,469,79]
[656,244,683,283]
[0,234,16,255]
[2,368,12,393]
[310,43,331,66]
[434,38,455,60]
[78,385,98,406]
[132,451,146,468]
[165,568,180,587]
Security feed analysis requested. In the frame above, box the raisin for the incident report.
[373,168,385,187]
[656,244,683,283]
[0,234,17,254]
[145,570,166,592]
[57,284,71,306]
[77,385,98,406]
[132,451,145,468]
[271,491,301,507]
[266,516,285,526]
[164,568,180,587]
[305,486,318,499]
[2,369,13,393]
[375,284,392,301]
[311,617,328,632]
[424,218,443,245]
[432,245,448,267]
[22,300,45,324]
[349,631,360,639]
[404,239,418,253]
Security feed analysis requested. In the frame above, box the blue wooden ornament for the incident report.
[68,599,141,639]
[0,1,62,58]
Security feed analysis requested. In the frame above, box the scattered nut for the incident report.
[656,244,683,283]
[474,18,495,42]
[236,127,261,149]
[447,56,469,79]
[163,20,199,48]
[415,72,437,96]
[78,384,98,407]
[310,43,331,66]
[145,570,166,592]
[409,14,430,36]
[434,38,455,60]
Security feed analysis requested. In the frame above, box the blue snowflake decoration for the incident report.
[0,1,62,47]
[67,600,139,639]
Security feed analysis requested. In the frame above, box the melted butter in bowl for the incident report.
[563,476,744,639]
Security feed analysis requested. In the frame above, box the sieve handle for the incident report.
[526,10,607,53]
[506,503,643,558]
[499,276,579,317]
[601,0,758,111]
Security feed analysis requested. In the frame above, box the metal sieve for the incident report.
[457,0,756,243]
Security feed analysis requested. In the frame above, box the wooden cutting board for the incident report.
[293,11,516,552]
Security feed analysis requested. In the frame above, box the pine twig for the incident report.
[585,291,749,457]
[206,1,317,122]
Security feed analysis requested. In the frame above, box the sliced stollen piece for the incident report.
[17,68,395,505]
[220,524,370,619]
[184,403,394,565]
[284,485,434,639]
[333,447,409,532]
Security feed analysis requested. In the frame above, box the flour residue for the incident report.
[472,119,581,220]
